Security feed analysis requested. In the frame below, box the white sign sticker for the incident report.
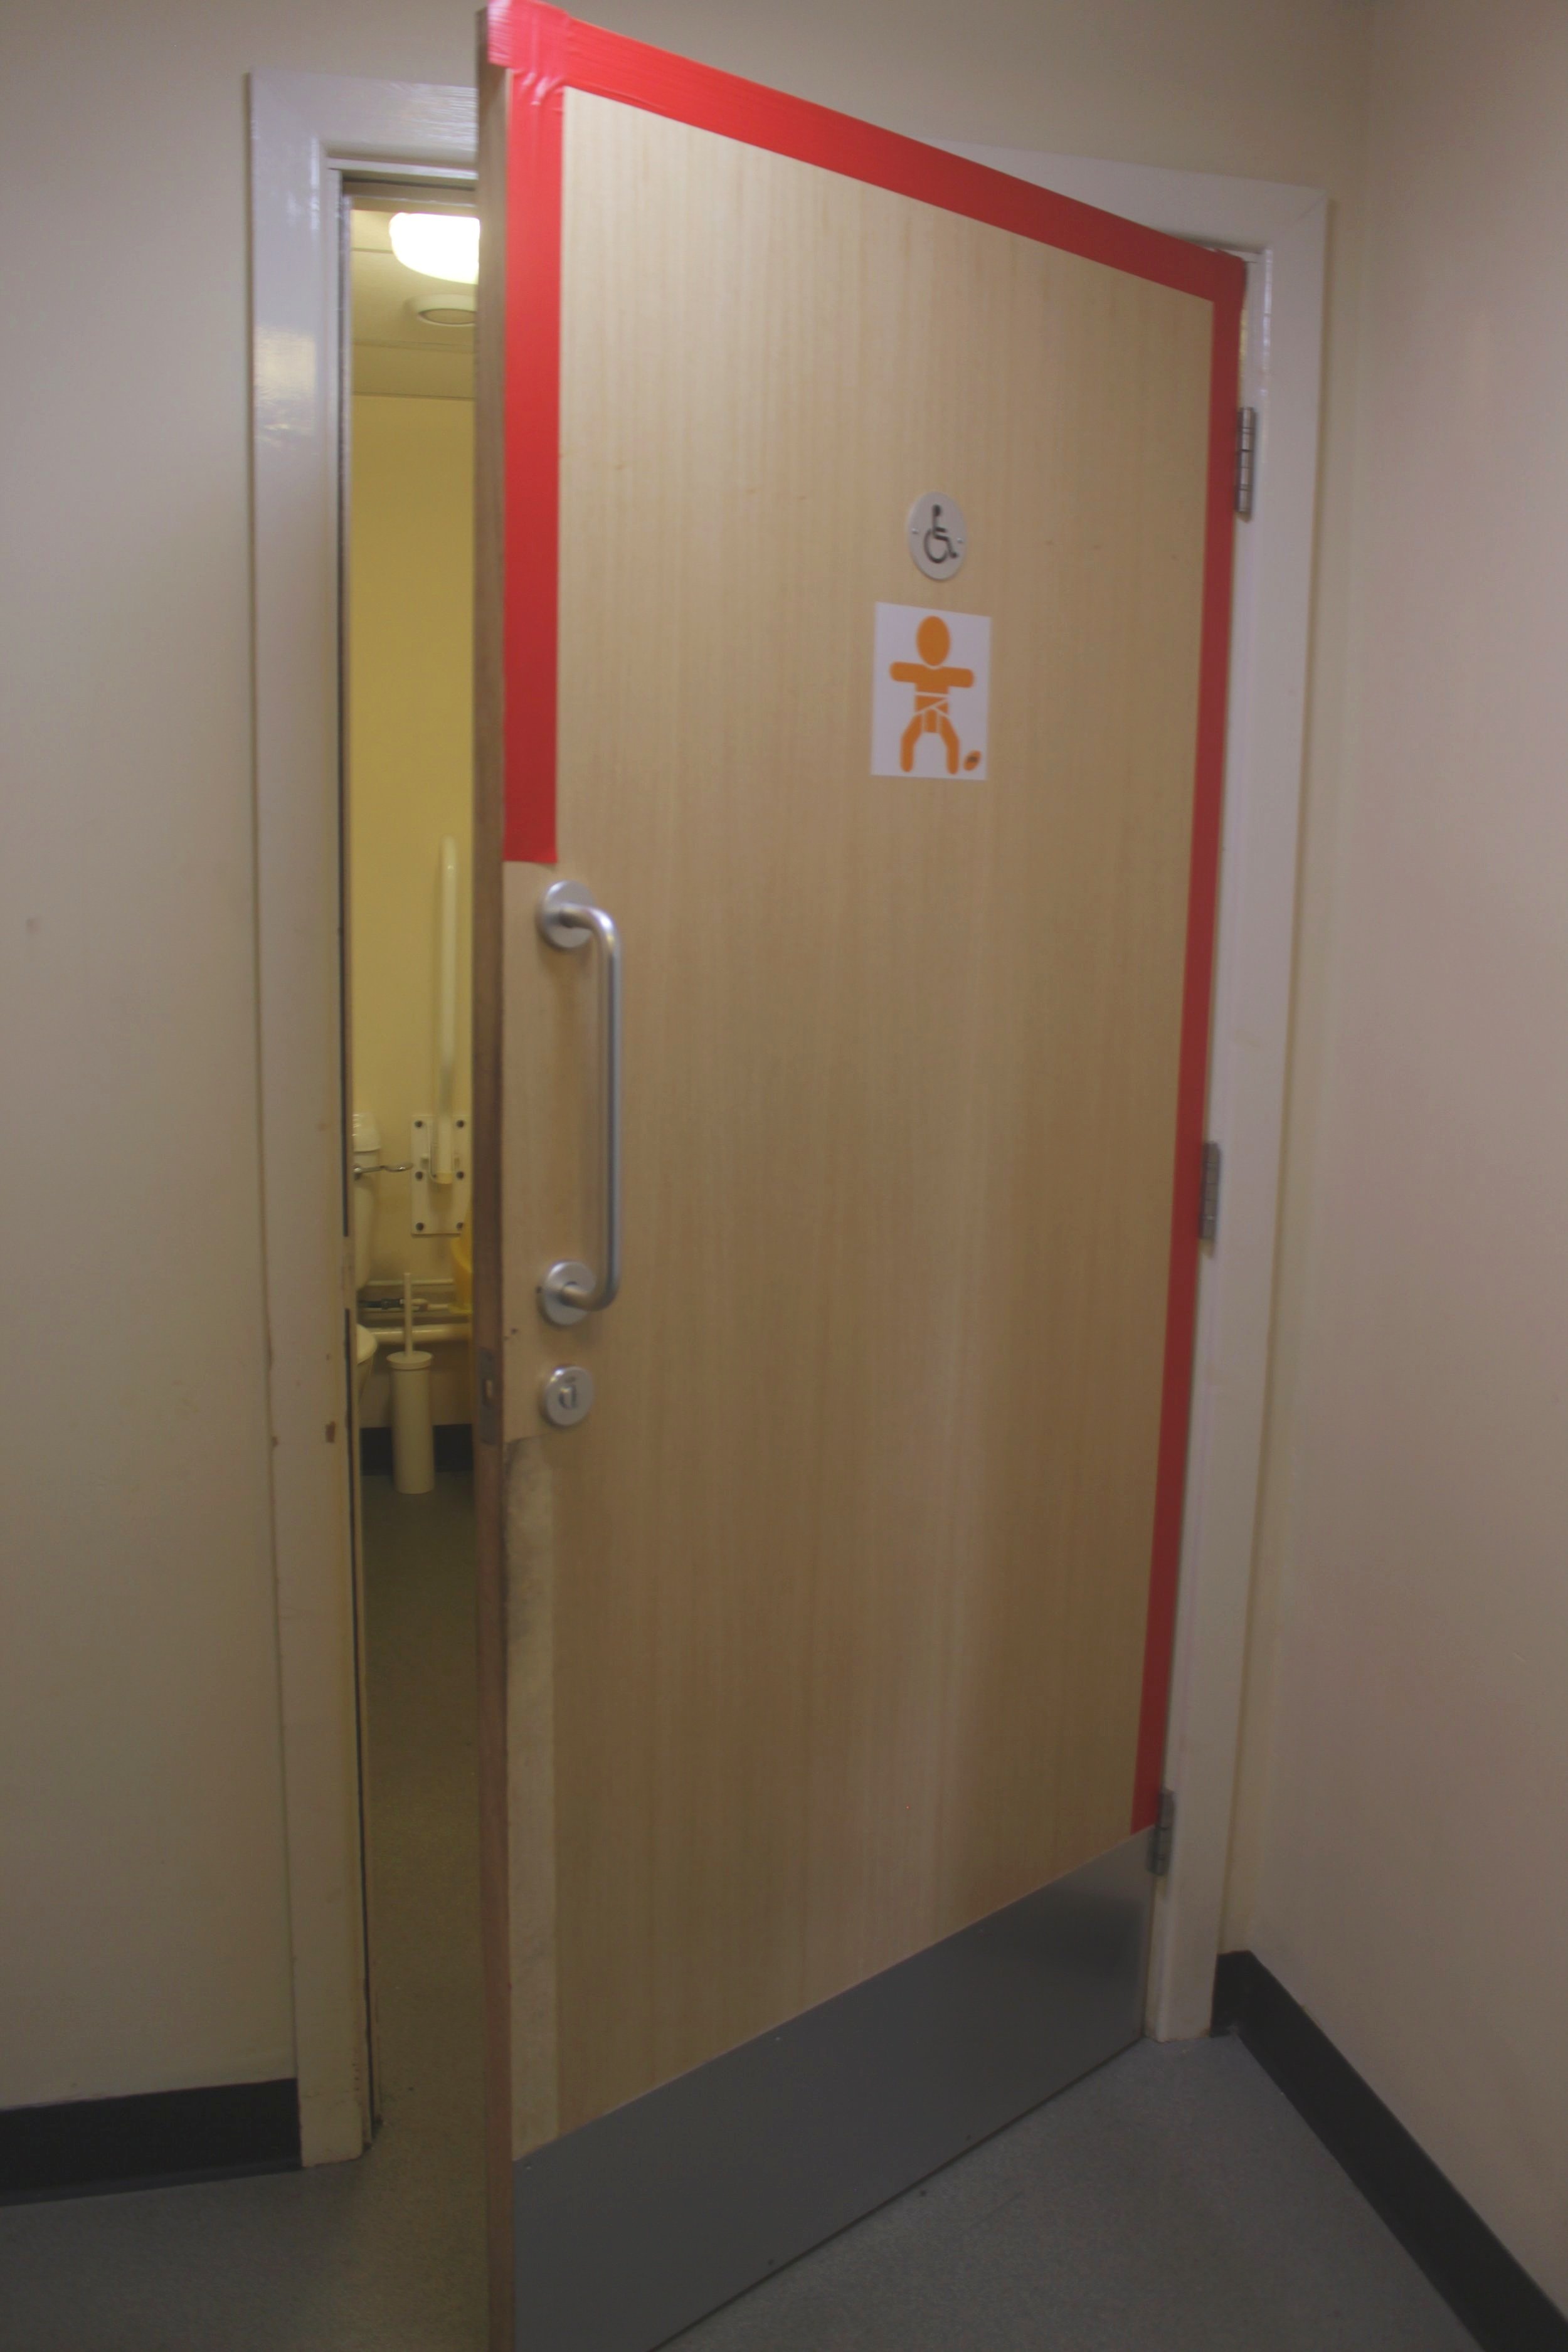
[871,603,990,780]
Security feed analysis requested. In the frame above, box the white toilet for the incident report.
[352,1111,381,1399]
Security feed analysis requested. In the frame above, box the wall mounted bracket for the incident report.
[410,1112,469,1237]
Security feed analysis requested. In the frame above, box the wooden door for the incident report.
[473,10,1241,2344]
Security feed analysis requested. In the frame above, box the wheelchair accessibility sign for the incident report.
[907,492,967,581]
[871,603,991,780]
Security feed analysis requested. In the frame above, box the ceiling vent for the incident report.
[407,294,475,331]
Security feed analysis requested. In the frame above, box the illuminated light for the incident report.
[388,212,480,285]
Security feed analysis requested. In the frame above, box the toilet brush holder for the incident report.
[387,1347,435,1495]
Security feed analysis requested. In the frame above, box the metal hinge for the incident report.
[1234,406,1258,518]
[1199,1140,1222,1245]
[1147,1788,1177,1878]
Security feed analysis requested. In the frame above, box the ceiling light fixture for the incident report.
[388,212,480,285]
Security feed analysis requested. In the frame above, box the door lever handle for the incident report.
[537,881,622,1326]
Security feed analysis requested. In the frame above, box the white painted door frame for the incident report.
[250,70,477,2166]
[250,70,1322,2156]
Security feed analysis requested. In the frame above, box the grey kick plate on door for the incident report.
[513,1831,1152,2352]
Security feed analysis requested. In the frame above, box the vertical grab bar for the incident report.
[536,881,622,1324]
[433,835,460,1185]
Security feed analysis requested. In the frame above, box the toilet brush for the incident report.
[388,1269,435,1495]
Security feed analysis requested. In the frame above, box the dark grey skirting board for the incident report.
[361,1421,474,1475]
[1214,1951,1567,2352]
[0,2078,300,2205]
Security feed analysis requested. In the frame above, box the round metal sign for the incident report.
[907,492,967,582]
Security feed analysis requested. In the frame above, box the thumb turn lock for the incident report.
[541,1365,595,1429]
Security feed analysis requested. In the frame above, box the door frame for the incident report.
[248,70,477,2166]
[248,65,1322,2162]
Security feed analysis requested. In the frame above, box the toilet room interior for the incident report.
[344,184,487,2249]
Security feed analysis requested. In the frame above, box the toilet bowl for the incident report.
[352,1111,381,1399]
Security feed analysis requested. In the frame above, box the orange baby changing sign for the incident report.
[871,603,991,779]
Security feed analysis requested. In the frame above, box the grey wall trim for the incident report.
[514,1833,1152,2351]
[1213,1953,1568,2352]
[0,2079,300,2205]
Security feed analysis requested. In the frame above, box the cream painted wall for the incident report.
[0,0,484,2115]
[0,0,1367,2111]
[349,393,474,1293]
[1225,0,1568,2306]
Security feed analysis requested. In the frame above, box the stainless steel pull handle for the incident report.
[537,881,621,1325]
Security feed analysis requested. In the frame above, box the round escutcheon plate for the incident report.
[541,1365,595,1428]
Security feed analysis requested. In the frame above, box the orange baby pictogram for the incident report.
[889,615,983,774]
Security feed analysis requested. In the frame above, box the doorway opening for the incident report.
[340,179,486,2329]
[250,82,1323,2348]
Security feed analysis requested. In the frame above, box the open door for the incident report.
[472,9,1242,2344]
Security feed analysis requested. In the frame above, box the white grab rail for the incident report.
[434,835,458,1185]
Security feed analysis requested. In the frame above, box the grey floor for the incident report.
[672,2037,1479,2352]
[0,1471,1478,2352]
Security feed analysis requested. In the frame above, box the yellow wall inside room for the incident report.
[348,391,474,1296]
